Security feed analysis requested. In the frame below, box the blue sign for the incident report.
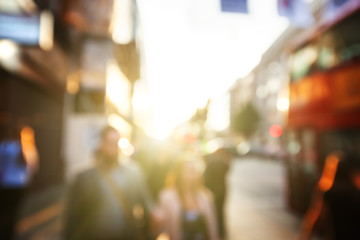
[221,0,248,13]
[0,140,29,188]
[0,13,40,45]
[278,0,294,17]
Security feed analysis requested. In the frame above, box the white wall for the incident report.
[64,114,107,181]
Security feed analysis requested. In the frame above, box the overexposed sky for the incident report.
[137,0,289,139]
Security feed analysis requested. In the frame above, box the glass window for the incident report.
[291,10,360,78]
[290,44,318,81]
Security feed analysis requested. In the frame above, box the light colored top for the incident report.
[159,188,219,240]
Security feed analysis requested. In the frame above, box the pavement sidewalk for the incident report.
[225,158,302,240]
[15,184,65,240]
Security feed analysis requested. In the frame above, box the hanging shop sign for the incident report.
[0,11,53,50]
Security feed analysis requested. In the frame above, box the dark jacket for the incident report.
[65,164,152,240]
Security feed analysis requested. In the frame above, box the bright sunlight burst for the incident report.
[137,0,289,139]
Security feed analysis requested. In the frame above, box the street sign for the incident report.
[221,0,248,13]
[0,13,40,45]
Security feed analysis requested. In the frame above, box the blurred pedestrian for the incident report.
[0,125,39,240]
[147,144,177,201]
[203,147,232,239]
[65,126,156,240]
[299,151,360,240]
[159,153,219,240]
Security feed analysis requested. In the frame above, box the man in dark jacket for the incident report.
[203,147,233,239]
[65,126,153,240]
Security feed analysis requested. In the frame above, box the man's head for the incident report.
[97,126,120,165]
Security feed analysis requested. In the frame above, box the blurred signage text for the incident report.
[0,13,39,45]
[221,0,248,13]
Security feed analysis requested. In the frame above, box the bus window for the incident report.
[290,43,318,82]
[336,10,360,62]
[292,11,360,78]
[319,10,360,69]
[318,31,342,69]
[320,130,360,165]
[302,128,317,174]
[287,129,301,157]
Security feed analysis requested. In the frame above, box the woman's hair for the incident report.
[172,152,205,196]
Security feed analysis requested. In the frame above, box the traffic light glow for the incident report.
[269,124,283,138]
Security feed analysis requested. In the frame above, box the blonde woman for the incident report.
[159,153,219,240]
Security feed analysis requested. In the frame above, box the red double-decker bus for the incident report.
[286,3,360,213]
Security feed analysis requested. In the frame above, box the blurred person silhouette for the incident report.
[65,126,157,240]
[0,125,39,239]
[299,151,360,240]
[203,147,232,239]
[159,152,219,240]
[147,144,177,201]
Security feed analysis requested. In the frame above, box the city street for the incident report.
[2,1,359,240]
[226,157,301,240]
[16,156,302,240]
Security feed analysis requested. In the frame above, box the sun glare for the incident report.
[137,0,289,138]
